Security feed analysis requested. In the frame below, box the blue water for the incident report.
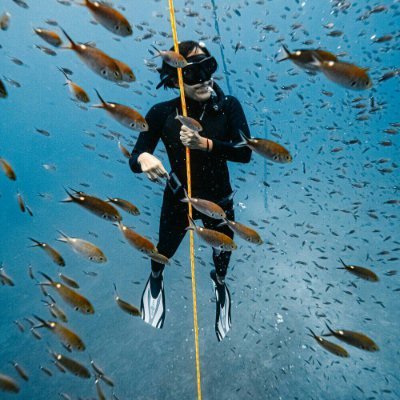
[1,0,399,399]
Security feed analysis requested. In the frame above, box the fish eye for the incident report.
[114,71,120,77]
[273,154,279,161]
[115,25,120,30]
[101,69,107,75]
[350,81,357,87]
[130,122,136,128]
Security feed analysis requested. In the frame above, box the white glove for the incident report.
[138,152,169,182]
[180,126,208,150]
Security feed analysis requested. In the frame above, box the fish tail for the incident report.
[278,44,291,62]
[61,187,74,203]
[28,237,41,247]
[150,44,161,57]
[217,219,228,227]
[180,188,190,203]
[309,52,323,67]
[185,215,196,231]
[56,230,69,243]
[59,28,76,50]
[38,271,54,284]
[306,327,317,339]
[32,314,49,328]
[57,66,70,82]
[234,130,250,148]
[338,258,347,268]
[323,322,335,337]
[93,89,106,108]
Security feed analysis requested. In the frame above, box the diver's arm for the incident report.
[129,105,163,173]
[209,96,252,163]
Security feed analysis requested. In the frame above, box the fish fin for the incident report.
[234,130,250,148]
[59,28,76,50]
[185,215,196,231]
[278,44,291,62]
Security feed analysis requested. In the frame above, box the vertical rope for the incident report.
[167,1,202,399]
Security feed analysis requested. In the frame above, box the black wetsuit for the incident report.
[129,83,251,277]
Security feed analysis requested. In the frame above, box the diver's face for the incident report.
[183,80,212,102]
[178,47,213,102]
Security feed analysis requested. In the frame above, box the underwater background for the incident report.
[0,0,399,399]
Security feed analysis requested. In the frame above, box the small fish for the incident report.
[279,45,338,71]
[33,315,85,351]
[81,0,132,37]
[151,45,188,68]
[95,378,107,400]
[117,141,131,159]
[34,44,57,56]
[13,320,25,332]
[235,131,292,163]
[49,350,91,379]
[148,252,170,265]
[58,67,90,103]
[0,157,16,180]
[117,222,158,256]
[175,111,203,132]
[218,219,263,245]
[186,216,237,251]
[338,258,379,282]
[39,271,95,314]
[307,328,349,357]
[62,188,121,222]
[17,192,25,212]
[113,284,141,316]
[12,0,28,9]
[89,355,114,387]
[0,373,20,393]
[114,58,136,82]
[9,361,29,381]
[323,323,379,352]
[29,238,65,266]
[0,12,11,31]
[57,230,107,263]
[58,273,80,289]
[0,266,15,286]
[33,28,62,47]
[42,295,68,322]
[61,29,122,82]
[0,78,7,98]
[93,90,148,132]
[181,189,226,219]
[311,57,372,90]
[107,197,140,216]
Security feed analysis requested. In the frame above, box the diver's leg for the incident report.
[202,201,235,341]
[141,189,188,328]
[201,202,235,281]
[151,189,189,276]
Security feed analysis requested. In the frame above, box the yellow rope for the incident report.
[167,1,202,399]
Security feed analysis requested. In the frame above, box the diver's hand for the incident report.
[138,152,169,182]
[180,126,212,151]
